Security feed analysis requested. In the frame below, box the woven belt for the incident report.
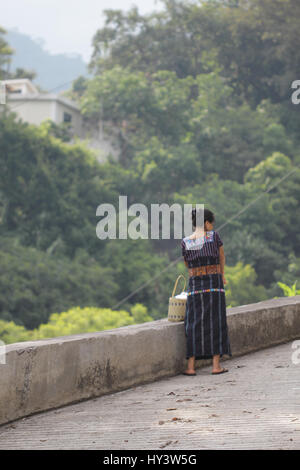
[188,264,221,277]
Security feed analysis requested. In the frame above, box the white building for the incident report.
[0,78,120,163]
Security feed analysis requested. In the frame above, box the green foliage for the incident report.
[0,26,16,79]
[0,303,154,344]
[39,119,73,142]
[81,63,295,184]
[130,303,153,323]
[244,153,300,260]
[0,236,118,329]
[277,281,300,297]
[0,319,35,344]
[0,111,116,256]
[81,66,195,148]
[89,0,300,143]
[224,262,269,307]
[0,26,37,81]
[1,0,300,343]
[34,306,135,338]
[95,235,180,321]
[273,254,300,292]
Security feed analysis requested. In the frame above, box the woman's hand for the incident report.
[222,274,227,285]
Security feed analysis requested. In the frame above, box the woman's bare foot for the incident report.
[211,367,224,373]
[183,369,196,375]
[212,354,222,373]
[186,356,195,374]
[211,367,228,375]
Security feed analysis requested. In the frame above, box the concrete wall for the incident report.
[5,98,83,137]
[54,101,83,137]
[0,295,299,426]
[80,119,121,163]
[8,99,54,125]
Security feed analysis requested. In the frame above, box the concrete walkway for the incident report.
[0,340,299,450]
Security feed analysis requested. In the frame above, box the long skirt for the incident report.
[184,273,232,360]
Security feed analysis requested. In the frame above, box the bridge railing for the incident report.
[0,295,300,426]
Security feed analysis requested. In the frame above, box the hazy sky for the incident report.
[2,0,165,63]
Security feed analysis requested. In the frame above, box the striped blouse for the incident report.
[181,230,223,268]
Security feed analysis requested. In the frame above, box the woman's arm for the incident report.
[219,246,225,274]
[219,246,227,284]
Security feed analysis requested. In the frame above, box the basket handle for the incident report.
[172,274,187,297]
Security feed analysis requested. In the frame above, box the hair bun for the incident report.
[191,208,214,228]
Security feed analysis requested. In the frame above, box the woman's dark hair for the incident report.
[191,208,215,228]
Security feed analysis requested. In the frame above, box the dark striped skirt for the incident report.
[184,273,232,360]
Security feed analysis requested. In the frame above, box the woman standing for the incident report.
[181,208,232,375]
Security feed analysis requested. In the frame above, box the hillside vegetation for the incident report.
[0,0,299,343]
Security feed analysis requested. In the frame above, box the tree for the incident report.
[0,26,14,80]
[277,281,300,297]
[244,152,300,258]
[224,261,269,307]
[0,303,154,344]
[0,26,37,81]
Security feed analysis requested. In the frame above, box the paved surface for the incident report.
[0,340,299,450]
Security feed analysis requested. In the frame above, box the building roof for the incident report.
[2,78,39,95]
[3,78,80,111]
[7,93,80,111]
